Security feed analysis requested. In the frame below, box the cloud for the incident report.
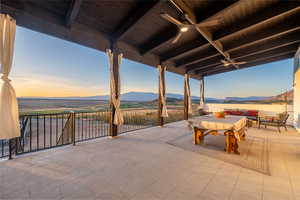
[10,73,107,97]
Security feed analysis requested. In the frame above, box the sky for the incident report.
[9,26,294,99]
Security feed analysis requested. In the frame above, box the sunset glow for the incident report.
[11,26,293,98]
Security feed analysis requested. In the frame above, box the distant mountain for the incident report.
[267,90,293,102]
[19,92,201,102]
[19,90,293,103]
[225,96,272,102]
[224,90,294,102]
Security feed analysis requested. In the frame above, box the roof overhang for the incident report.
[1,0,299,80]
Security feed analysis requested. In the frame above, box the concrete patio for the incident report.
[0,119,300,200]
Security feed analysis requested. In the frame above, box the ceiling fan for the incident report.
[221,59,246,67]
[160,13,219,43]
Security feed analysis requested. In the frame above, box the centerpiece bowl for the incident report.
[214,112,225,118]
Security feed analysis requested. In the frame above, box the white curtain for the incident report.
[158,65,168,117]
[184,74,193,114]
[107,49,124,125]
[0,14,20,140]
[199,77,205,108]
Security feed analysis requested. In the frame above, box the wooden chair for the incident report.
[258,112,289,133]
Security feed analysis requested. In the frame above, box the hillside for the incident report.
[267,90,293,102]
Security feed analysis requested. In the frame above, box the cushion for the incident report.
[231,110,244,115]
[224,110,233,115]
[246,110,258,117]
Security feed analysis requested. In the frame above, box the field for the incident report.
[18,98,199,114]
[18,98,157,114]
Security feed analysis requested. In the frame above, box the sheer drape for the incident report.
[200,77,205,108]
[158,65,168,117]
[107,49,124,125]
[184,74,193,114]
[0,14,20,139]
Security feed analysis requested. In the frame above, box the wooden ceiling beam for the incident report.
[1,3,110,47]
[214,2,300,40]
[160,40,209,63]
[203,53,295,77]
[178,28,300,69]
[197,51,296,76]
[184,28,300,70]
[171,4,300,67]
[160,0,241,63]
[190,42,299,73]
[186,55,223,72]
[222,7,300,50]
[65,0,82,27]
[139,27,177,55]
[187,35,300,72]
[112,1,159,41]
[170,0,239,68]
[234,45,298,62]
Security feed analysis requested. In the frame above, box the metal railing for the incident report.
[119,109,158,134]
[0,108,190,159]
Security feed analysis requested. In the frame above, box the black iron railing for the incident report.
[0,108,189,159]
[119,109,158,134]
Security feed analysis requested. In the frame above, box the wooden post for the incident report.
[109,43,119,137]
[158,65,165,126]
[184,75,189,120]
[200,77,205,106]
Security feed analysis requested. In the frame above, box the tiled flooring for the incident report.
[0,120,300,199]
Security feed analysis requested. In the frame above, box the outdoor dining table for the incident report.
[190,114,247,154]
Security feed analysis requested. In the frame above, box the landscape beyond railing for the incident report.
[0,108,188,159]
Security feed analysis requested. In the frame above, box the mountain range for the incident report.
[19,90,293,102]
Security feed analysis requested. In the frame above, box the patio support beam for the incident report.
[198,50,296,75]
[140,27,177,55]
[183,74,189,120]
[200,52,294,77]
[200,77,205,107]
[109,43,120,137]
[169,0,238,69]
[164,3,299,66]
[193,43,299,73]
[158,64,166,126]
[160,0,243,63]
[112,1,159,41]
[187,41,300,72]
[65,0,82,27]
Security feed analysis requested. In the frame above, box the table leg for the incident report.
[232,135,240,155]
[225,133,231,153]
[225,131,240,154]
[193,127,204,145]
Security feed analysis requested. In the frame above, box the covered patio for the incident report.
[1,120,300,200]
[0,0,300,199]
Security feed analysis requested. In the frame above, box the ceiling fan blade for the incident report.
[160,13,184,26]
[172,32,183,43]
[235,61,246,65]
[196,19,219,27]
[229,61,247,65]
[221,59,228,64]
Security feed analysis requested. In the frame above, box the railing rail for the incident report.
[0,108,189,159]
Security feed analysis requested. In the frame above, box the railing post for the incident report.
[8,139,12,160]
[71,112,76,146]
[184,75,189,120]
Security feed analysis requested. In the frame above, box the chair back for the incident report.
[278,112,289,124]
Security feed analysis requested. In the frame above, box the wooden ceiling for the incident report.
[1,0,299,80]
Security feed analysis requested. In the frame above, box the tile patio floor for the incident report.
[0,119,300,200]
